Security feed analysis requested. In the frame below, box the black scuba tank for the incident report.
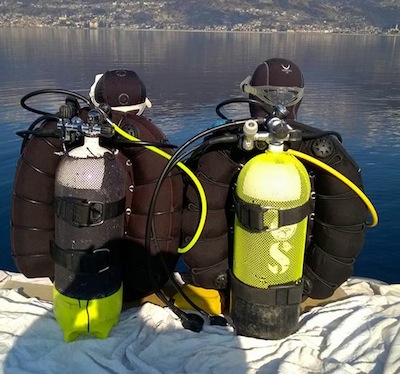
[51,111,126,342]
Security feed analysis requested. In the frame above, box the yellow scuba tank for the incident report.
[230,116,311,340]
[52,110,125,342]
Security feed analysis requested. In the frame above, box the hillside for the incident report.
[1,0,399,32]
[164,0,399,29]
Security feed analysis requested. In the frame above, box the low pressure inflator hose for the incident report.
[287,149,378,227]
[111,123,207,253]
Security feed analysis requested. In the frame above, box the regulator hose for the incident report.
[112,123,208,254]
[287,149,378,227]
[20,89,91,116]
[111,120,241,329]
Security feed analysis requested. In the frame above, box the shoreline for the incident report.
[1,25,399,36]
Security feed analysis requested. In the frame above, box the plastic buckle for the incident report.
[73,200,104,226]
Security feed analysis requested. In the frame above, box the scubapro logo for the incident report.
[268,242,291,274]
[268,222,297,275]
[281,64,292,74]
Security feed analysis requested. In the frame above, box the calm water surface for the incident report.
[1,29,399,283]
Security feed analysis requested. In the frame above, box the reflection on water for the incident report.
[1,29,399,283]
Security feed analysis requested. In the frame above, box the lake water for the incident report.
[1,28,399,283]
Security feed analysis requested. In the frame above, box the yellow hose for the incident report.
[287,149,378,228]
[112,124,207,253]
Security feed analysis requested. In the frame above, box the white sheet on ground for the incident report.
[0,275,399,374]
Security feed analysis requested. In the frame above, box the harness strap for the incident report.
[50,242,116,274]
[234,192,312,232]
[55,196,125,227]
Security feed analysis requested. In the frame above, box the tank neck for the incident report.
[267,143,284,153]
[68,136,109,158]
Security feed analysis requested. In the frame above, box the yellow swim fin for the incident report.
[172,284,224,315]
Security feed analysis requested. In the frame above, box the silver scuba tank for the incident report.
[52,110,126,342]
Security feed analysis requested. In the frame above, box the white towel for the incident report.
[0,278,399,374]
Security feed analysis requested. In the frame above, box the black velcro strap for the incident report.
[55,196,125,227]
[50,241,114,274]
[234,193,266,231]
[234,192,312,232]
[230,271,303,306]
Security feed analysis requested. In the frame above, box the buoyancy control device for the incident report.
[13,88,213,335]
[12,89,184,304]
[52,109,126,342]
[11,118,63,278]
[181,97,379,305]
[230,107,312,339]
[174,98,378,339]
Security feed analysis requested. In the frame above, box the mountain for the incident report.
[162,0,399,29]
[1,0,399,32]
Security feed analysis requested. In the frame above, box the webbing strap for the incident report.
[234,192,312,232]
[50,242,115,274]
[55,196,125,227]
